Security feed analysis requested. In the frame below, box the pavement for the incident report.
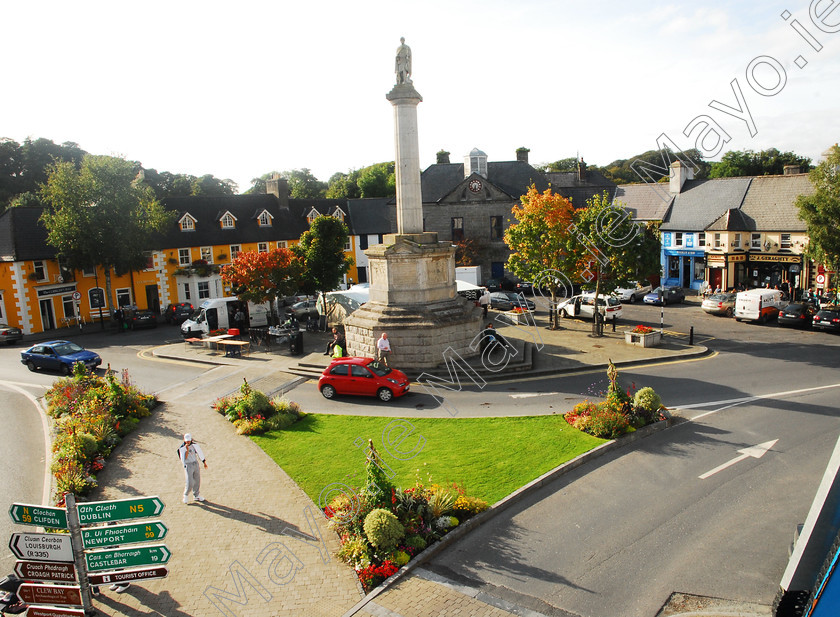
[34,302,741,617]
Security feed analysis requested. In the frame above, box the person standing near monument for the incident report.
[479,289,491,317]
[395,37,412,84]
[179,433,207,503]
[376,332,392,366]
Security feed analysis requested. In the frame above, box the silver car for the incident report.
[701,293,737,317]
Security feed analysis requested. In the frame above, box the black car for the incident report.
[285,299,319,321]
[812,306,840,333]
[484,278,515,292]
[643,286,686,306]
[128,309,158,330]
[514,281,534,295]
[164,302,194,324]
[777,303,817,328]
[488,291,536,312]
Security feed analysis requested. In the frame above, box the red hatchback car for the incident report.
[318,357,410,402]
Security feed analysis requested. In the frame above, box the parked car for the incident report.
[127,309,158,330]
[21,340,102,375]
[613,281,652,304]
[281,294,315,307]
[484,277,515,292]
[318,357,410,402]
[488,291,536,312]
[0,324,23,345]
[812,306,840,333]
[164,302,194,324]
[777,303,817,328]
[701,293,737,317]
[285,299,319,321]
[557,293,623,321]
[514,281,534,295]
[643,286,686,306]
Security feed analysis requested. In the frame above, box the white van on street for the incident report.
[557,293,623,321]
[734,289,785,323]
[181,297,270,337]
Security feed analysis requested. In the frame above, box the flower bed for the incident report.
[630,324,654,334]
[212,380,304,435]
[44,365,157,505]
[325,443,488,592]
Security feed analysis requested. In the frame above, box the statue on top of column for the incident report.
[395,37,412,85]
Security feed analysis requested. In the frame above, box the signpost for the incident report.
[9,532,73,563]
[17,583,82,606]
[85,544,170,572]
[76,496,164,525]
[14,560,76,583]
[8,503,68,530]
[81,520,168,549]
[88,566,169,586]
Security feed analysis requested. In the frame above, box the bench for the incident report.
[217,340,250,358]
[184,337,203,351]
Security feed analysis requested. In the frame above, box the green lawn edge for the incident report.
[251,413,605,507]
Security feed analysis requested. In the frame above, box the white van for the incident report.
[181,297,270,337]
[734,289,784,323]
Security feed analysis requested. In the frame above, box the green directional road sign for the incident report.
[8,503,68,530]
[76,496,164,525]
[85,544,171,572]
[81,520,168,549]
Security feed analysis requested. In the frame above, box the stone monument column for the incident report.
[387,84,423,235]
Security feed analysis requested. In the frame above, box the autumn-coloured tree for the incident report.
[221,248,304,305]
[504,185,577,329]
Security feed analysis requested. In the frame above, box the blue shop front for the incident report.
[661,232,706,290]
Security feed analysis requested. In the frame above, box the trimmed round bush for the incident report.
[634,387,662,412]
[363,508,405,552]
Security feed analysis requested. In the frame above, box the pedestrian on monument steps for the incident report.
[479,289,490,317]
[376,332,392,366]
[178,433,207,504]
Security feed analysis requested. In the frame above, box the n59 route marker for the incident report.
[81,521,168,549]
[8,503,68,530]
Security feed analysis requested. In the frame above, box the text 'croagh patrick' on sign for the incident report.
[76,496,164,524]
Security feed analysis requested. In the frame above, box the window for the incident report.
[751,233,762,249]
[714,233,722,248]
[183,283,191,300]
[344,239,351,251]
[451,217,464,242]
[277,241,287,249]
[230,245,241,261]
[781,233,792,249]
[306,208,320,224]
[116,288,131,307]
[0,295,4,320]
[693,257,705,281]
[32,260,47,281]
[732,233,741,248]
[351,365,371,377]
[144,251,154,270]
[221,213,235,229]
[698,232,706,247]
[359,236,369,250]
[668,256,680,278]
[89,288,105,309]
[258,211,272,227]
[178,248,191,266]
[197,281,210,299]
[179,216,195,232]
[200,247,213,263]
[329,364,349,376]
[258,242,269,253]
[675,232,683,246]
[83,266,96,277]
[490,216,503,240]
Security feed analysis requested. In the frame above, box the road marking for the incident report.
[676,382,840,421]
[510,392,558,399]
[699,439,778,479]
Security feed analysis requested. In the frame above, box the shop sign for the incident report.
[750,255,801,263]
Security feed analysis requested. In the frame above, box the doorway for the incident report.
[39,298,56,331]
[145,285,160,314]
[682,258,691,287]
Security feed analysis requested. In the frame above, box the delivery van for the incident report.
[734,289,784,323]
[181,297,270,337]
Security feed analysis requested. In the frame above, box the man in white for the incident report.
[178,433,207,503]
[376,332,392,366]
[479,289,491,317]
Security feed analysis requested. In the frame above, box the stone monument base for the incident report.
[344,297,482,375]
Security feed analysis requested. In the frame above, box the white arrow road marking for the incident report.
[510,392,558,399]
[699,439,778,480]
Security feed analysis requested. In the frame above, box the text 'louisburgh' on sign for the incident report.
[76,496,164,524]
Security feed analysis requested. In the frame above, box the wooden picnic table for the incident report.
[217,339,250,357]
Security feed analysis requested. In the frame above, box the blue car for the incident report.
[21,340,102,375]
[643,286,686,306]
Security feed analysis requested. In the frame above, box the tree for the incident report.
[221,248,304,305]
[39,155,174,324]
[536,157,578,172]
[797,144,840,271]
[504,186,578,329]
[245,171,282,195]
[282,168,327,199]
[326,172,361,199]
[357,163,395,198]
[191,174,237,196]
[709,148,812,177]
[590,148,711,184]
[292,216,354,299]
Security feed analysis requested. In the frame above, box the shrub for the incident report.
[363,508,405,552]
[265,413,298,431]
[634,387,662,412]
[392,550,410,566]
[234,416,268,435]
[452,495,489,518]
[336,535,371,569]
[588,405,631,438]
[403,535,427,551]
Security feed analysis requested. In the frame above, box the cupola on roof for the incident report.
[464,147,488,178]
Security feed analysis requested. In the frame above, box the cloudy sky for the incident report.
[4,0,838,192]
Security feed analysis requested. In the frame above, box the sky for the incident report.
[3,0,839,193]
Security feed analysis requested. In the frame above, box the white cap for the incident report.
[184,433,192,442]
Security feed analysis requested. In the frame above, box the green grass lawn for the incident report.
[251,414,604,506]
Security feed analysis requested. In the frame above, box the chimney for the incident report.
[577,158,587,182]
[669,161,694,194]
[266,174,289,207]
[783,164,800,175]
[516,147,530,163]
[436,150,451,164]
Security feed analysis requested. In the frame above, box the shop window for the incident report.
[693,258,705,281]
[62,296,75,319]
[668,256,680,278]
[116,289,131,307]
[89,288,105,309]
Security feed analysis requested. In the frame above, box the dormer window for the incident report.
[332,206,347,221]
[257,210,273,227]
[221,212,237,229]
[306,207,321,224]
[179,214,197,232]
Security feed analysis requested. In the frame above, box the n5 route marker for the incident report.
[76,496,164,524]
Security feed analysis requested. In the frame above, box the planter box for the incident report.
[504,310,534,325]
[625,330,661,347]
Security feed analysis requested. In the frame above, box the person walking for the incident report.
[376,332,391,366]
[479,289,490,317]
[178,433,207,504]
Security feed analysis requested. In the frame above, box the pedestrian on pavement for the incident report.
[376,332,391,366]
[479,323,508,355]
[114,308,124,332]
[479,289,490,317]
[178,433,207,504]
[324,327,345,356]
[233,307,246,332]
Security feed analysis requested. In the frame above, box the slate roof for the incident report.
[545,169,617,207]
[613,184,673,222]
[737,173,813,231]
[347,198,396,235]
[0,207,55,262]
[660,177,752,231]
[706,208,754,231]
[421,161,549,203]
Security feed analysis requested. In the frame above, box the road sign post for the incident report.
[9,532,73,563]
[76,496,164,525]
[85,544,171,572]
[8,503,68,530]
[14,560,76,583]
[18,583,82,606]
[81,521,167,549]
[64,493,96,616]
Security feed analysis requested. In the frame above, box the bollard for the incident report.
[689,325,694,345]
